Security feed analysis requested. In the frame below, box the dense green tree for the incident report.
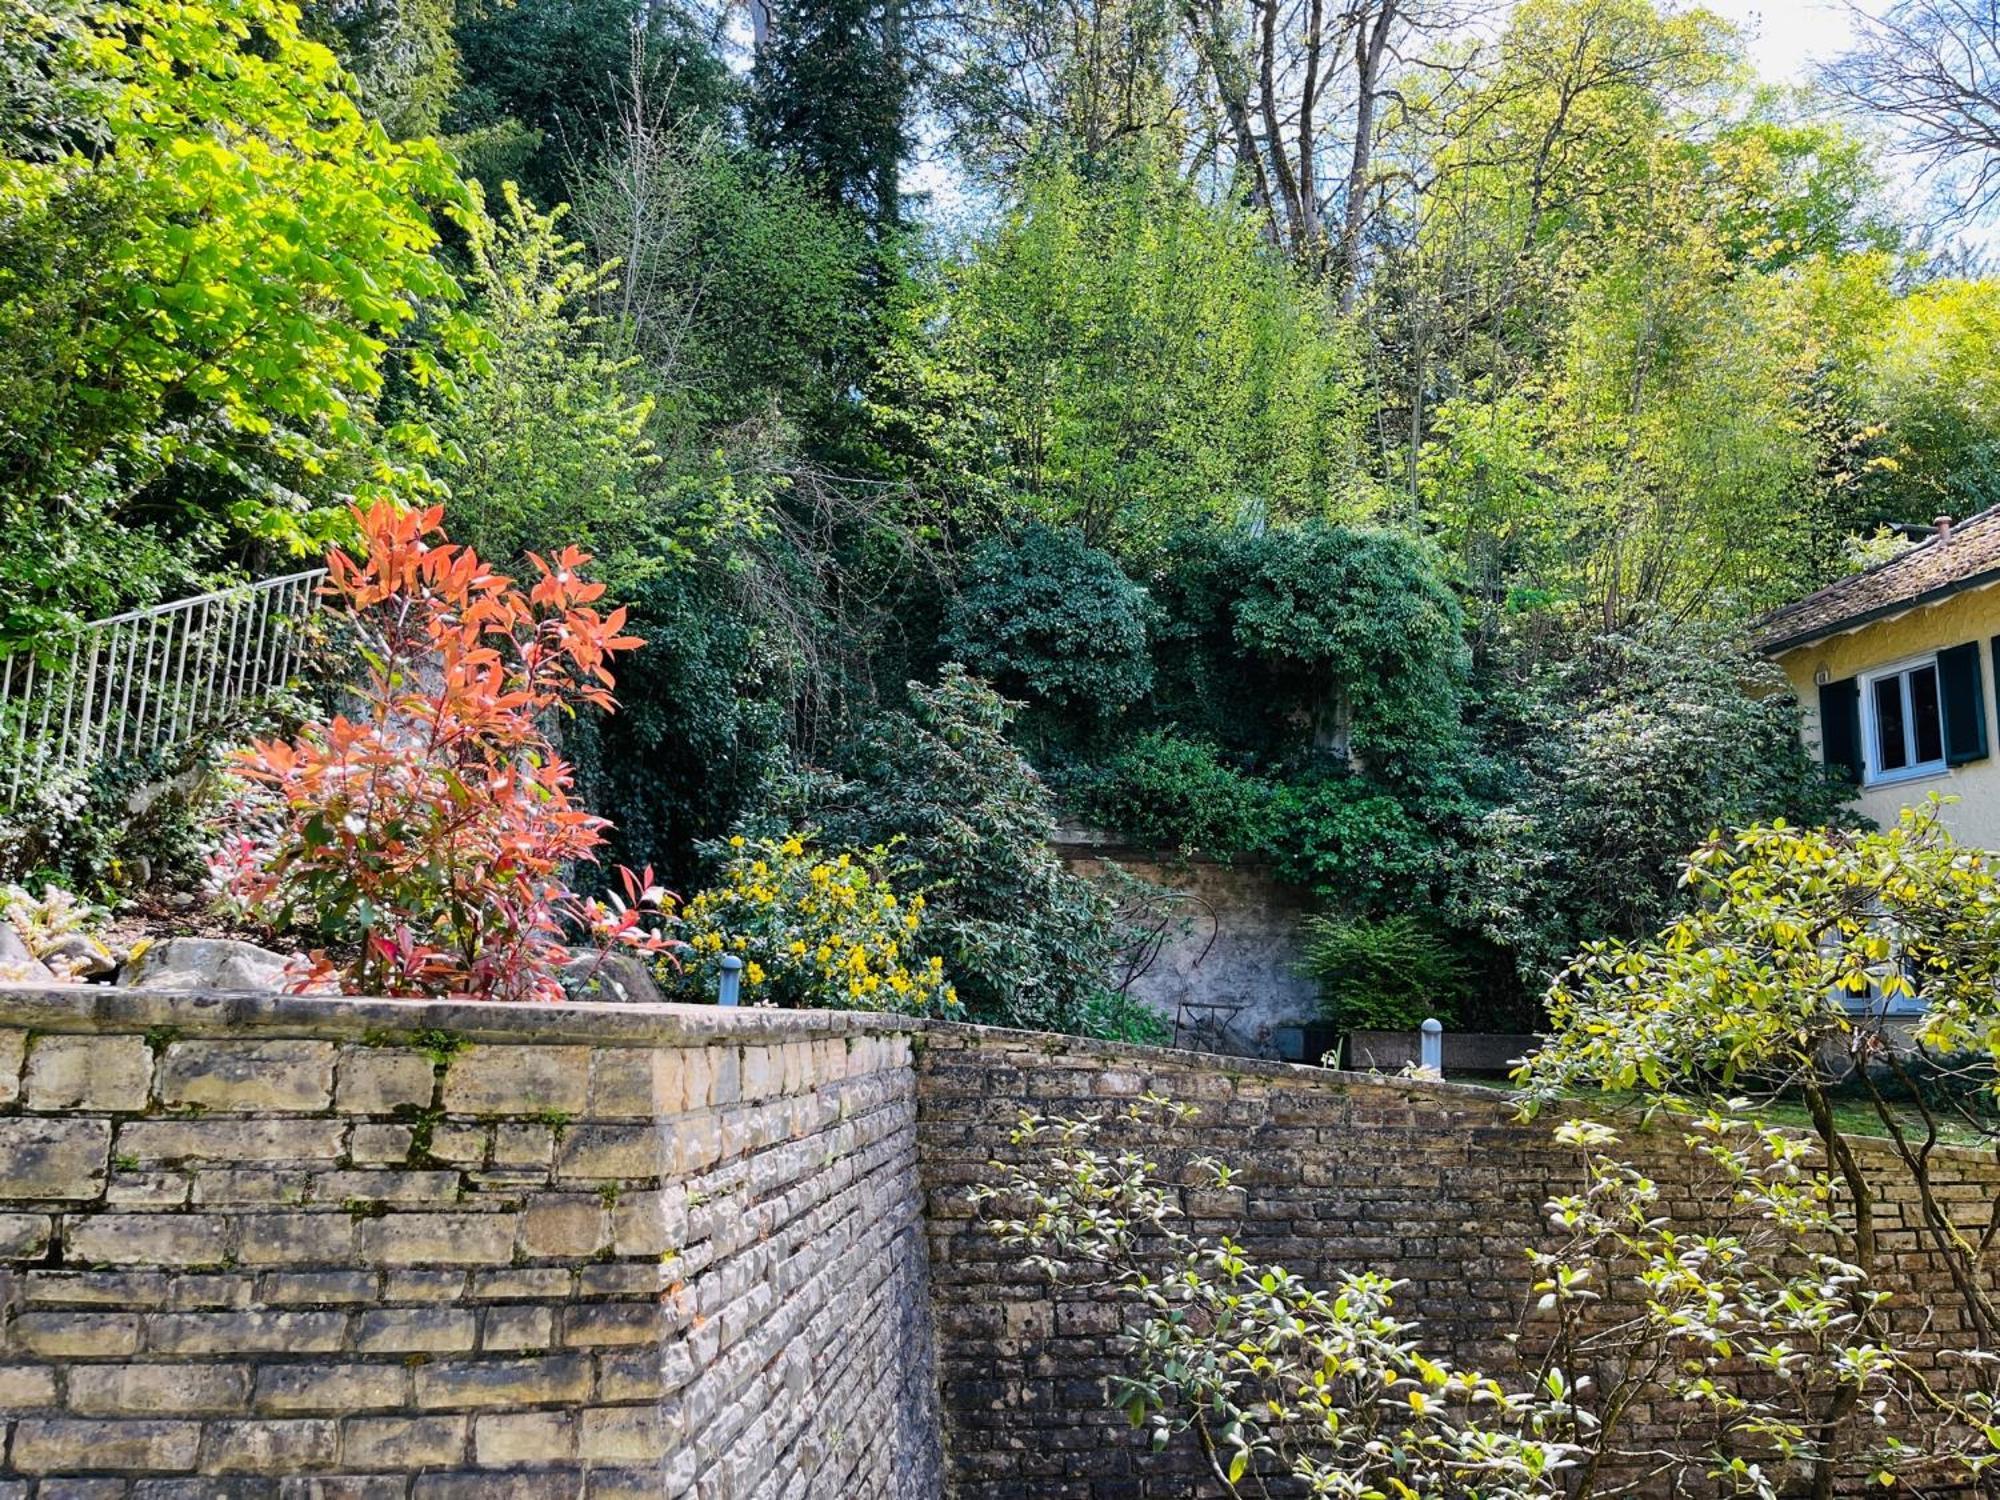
[873,150,1370,552]
[448,0,731,206]
[749,0,908,230]
[0,0,472,640]
[941,524,1153,738]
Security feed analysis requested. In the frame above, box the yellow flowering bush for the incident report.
[666,834,960,1017]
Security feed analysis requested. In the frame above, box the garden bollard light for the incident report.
[718,954,743,1008]
[1419,1017,1443,1077]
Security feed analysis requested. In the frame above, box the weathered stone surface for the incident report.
[120,1119,345,1165]
[340,1415,467,1469]
[0,1212,52,1258]
[254,1363,409,1414]
[118,937,292,992]
[0,923,57,986]
[0,1116,111,1199]
[560,952,663,1006]
[440,1046,590,1117]
[24,1034,152,1111]
[10,1419,202,1473]
[67,1214,228,1269]
[350,1307,477,1355]
[160,1041,336,1112]
[39,932,118,980]
[333,1048,435,1113]
[201,1418,340,1474]
[358,1214,517,1267]
[68,1363,252,1416]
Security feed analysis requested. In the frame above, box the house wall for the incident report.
[1774,581,2000,848]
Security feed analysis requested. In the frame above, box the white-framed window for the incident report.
[1861,655,1948,785]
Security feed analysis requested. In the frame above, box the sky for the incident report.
[1705,0,1864,82]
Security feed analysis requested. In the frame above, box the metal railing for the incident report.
[0,569,326,806]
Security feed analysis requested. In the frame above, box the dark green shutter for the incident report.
[1820,676,1862,783]
[1941,641,1990,765]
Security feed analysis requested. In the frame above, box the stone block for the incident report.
[413,1477,584,1500]
[10,1418,202,1473]
[109,1171,192,1208]
[234,1214,356,1268]
[66,1214,229,1269]
[0,1364,58,1408]
[358,1213,517,1267]
[201,1419,340,1474]
[69,1363,251,1415]
[517,1196,607,1259]
[560,1301,663,1347]
[160,1041,335,1113]
[440,1047,589,1117]
[479,1304,551,1352]
[314,1171,462,1206]
[334,1048,436,1114]
[255,1363,410,1414]
[34,1481,128,1500]
[146,1310,347,1356]
[580,1405,666,1463]
[350,1307,477,1354]
[280,1480,410,1500]
[339,1415,467,1469]
[258,1271,379,1306]
[489,1124,553,1169]
[553,1126,662,1183]
[382,1270,467,1303]
[586,1049,676,1117]
[412,1354,592,1411]
[0,1117,111,1199]
[473,1410,576,1465]
[0,1026,24,1104]
[346,1126,414,1166]
[0,1212,52,1259]
[10,1311,142,1356]
[423,1126,489,1169]
[24,1034,153,1111]
[192,1170,308,1207]
[119,1120,345,1166]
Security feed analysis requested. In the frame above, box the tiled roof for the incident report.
[1757,507,2000,655]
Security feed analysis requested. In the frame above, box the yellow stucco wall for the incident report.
[1774,581,2000,850]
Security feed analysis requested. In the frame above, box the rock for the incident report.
[38,932,118,980]
[116,937,293,993]
[0,921,59,985]
[560,951,665,1005]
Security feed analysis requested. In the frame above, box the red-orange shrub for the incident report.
[210,504,673,1001]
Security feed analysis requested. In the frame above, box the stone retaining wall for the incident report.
[4,990,1998,1500]
[0,987,941,1499]
[915,1027,2000,1498]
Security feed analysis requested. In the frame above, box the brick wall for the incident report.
[915,1026,2000,1499]
[0,986,941,1499]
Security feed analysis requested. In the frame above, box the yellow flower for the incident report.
[729,835,745,848]
[746,963,766,985]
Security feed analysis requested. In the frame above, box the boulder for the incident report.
[0,921,59,985]
[117,937,293,993]
[561,950,666,1005]
[38,932,118,980]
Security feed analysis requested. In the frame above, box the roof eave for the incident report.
[1759,567,2000,659]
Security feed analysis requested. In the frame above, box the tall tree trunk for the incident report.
[1336,0,1395,312]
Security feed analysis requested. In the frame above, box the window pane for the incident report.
[1875,674,1909,771]
[1912,664,1944,765]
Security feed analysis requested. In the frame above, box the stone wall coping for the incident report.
[0,982,927,1046]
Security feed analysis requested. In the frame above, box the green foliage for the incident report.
[973,1097,1954,1496]
[1260,775,1447,914]
[307,0,460,138]
[805,664,1133,1034]
[0,0,473,639]
[1457,624,1855,987]
[749,0,907,230]
[1228,523,1468,767]
[942,524,1154,731]
[1084,732,1265,859]
[429,182,658,579]
[448,0,731,206]
[666,833,959,1016]
[873,151,1369,551]
[1297,913,1464,1033]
